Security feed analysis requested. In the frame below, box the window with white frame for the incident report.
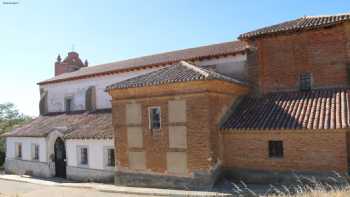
[149,106,161,129]
[106,148,115,167]
[78,146,88,165]
[15,143,22,159]
[31,144,40,161]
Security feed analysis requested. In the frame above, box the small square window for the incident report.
[269,141,283,158]
[79,147,88,165]
[65,97,73,112]
[106,148,115,167]
[15,143,22,159]
[149,107,161,129]
[299,73,312,91]
[32,144,39,161]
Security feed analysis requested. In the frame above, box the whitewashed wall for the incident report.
[65,139,114,170]
[195,54,247,80]
[40,54,246,113]
[6,137,47,162]
[40,68,159,113]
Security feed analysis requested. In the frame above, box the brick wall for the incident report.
[222,130,348,173]
[110,80,247,176]
[247,23,350,94]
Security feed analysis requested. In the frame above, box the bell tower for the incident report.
[54,51,88,76]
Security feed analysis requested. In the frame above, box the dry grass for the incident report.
[230,172,350,197]
[267,186,350,197]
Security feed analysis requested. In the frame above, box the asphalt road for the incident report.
[0,179,154,197]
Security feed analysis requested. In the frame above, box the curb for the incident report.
[0,176,230,196]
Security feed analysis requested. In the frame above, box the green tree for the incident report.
[0,103,32,166]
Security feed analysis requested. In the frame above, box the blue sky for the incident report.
[0,0,349,116]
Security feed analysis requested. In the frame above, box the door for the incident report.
[54,138,66,178]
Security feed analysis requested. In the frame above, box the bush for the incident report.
[0,103,32,167]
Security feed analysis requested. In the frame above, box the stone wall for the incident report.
[66,166,114,182]
[246,23,350,93]
[222,130,348,175]
[5,159,54,178]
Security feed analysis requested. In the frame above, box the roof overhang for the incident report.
[108,79,249,101]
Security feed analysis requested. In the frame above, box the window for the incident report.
[106,148,115,167]
[79,147,88,165]
[299,73,312,91]
[15,143,22,159]
[269,141,283,158]
[149,107,161,129]
[32,144,40,161]
[65,97,73,112]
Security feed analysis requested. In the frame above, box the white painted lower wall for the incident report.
[6,137,47,162]
[65,139,114,170]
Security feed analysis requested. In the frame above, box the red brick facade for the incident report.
[246,23,350,94]
[55,51,87,76]
[221,130,348,173]
[109,80,248,188]
[107,18,350,187]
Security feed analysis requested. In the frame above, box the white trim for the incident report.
[31,143,40,161]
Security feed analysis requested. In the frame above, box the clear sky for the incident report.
[0,0,349,116]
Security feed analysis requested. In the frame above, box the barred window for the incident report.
[107,148,115,167]
[149,107,161,129]
[299,73,312,91]
[269,141,283,158]
[15,143,22,159]
[79,147,88,165]
[32,144,39,160]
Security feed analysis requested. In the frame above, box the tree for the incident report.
[0,103,32,166]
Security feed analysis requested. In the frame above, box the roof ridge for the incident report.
[179,61,210,77]
[98,40,243,67]
[303,13,350,18]
[264,87,350,97]
[239,13,350,39]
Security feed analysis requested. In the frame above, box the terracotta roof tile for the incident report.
[105,61,246,91]
[3,110,113,139]
[239,13,350,39]
[221,88,350,130]
[39,41,248,85]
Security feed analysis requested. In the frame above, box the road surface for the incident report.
[0,179,155,197]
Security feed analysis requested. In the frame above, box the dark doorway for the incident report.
[54,138,66,178]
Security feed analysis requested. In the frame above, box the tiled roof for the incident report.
[239,13,350,39]
[38,41,248,85]
[2,110,113,139]
[221,88,350,130]
[106,61,245,91]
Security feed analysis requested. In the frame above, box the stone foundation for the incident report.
[5,159,53,178]
[66,166,114,183]
[225,168,346,185]
[115,167,222,190]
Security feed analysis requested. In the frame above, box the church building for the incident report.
[3,13,350,189]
